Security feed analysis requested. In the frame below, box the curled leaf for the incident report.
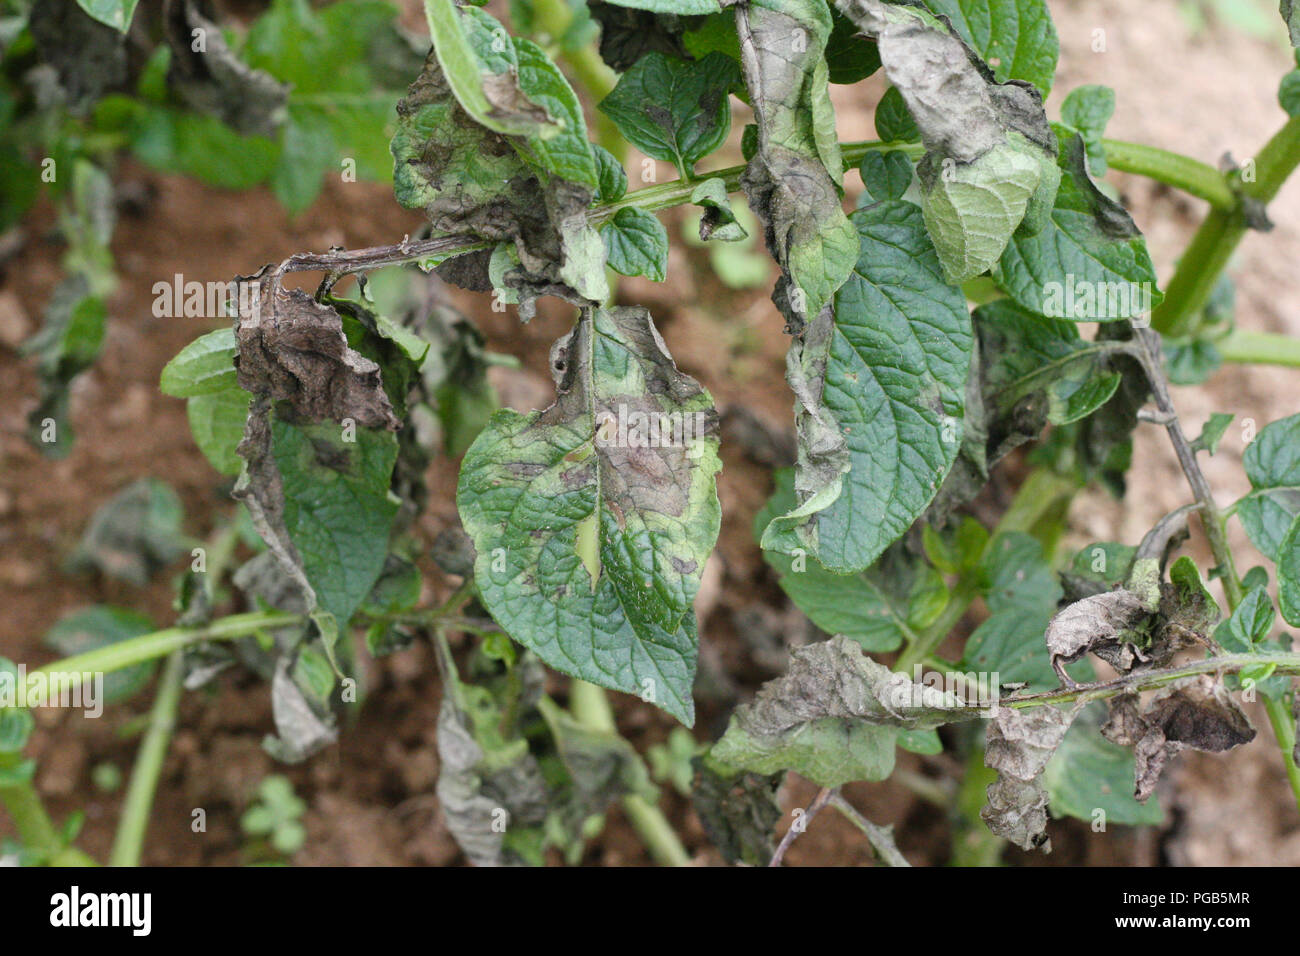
[982,703,1075,851]
[1104,676,1255,801]
[708,635,966,787]
[1045,589,1154,684]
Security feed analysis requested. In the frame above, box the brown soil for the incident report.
[2,0,1299,866]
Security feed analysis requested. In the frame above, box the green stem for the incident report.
[1263,694,1300,812]
[1216,329,1300,368]
[1152,115,1300,336]
[24,611,302,699]
[1101,139,1236,211]
[109,651,184,867]
[569,680,691,867]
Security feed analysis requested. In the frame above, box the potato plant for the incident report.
[3,0,1300,867]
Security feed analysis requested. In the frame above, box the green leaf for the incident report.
[919,134,1050,284]
[857,149,913,204]
[43,606,159,705]
[1278,518,1300,627]
[458,307,722,726]
[267,419,400,627]
[160,329,239,398]
[1281,70,1300,117]
[994,132,1163,320]
[1060,84,1115,174]
[600,207,669,282]
[594,0,722,13]
[924,0,1060,94]
[761,200,972,574]
[755,471,916,652]
[1236,413,1300,560]
[271,108,336,215]
[874,85,919,142]
[75,0,139,32]
[1043,704,1164,826]
[708,635,962,787]
[826,6,881,84]
[962,532,1067,690]
[592,144,628,204]
[1190,412,1234,456]
[1220,585,1275,651]
[1164,338,1223,385]
[187,386,252,477]
[597,52,739,176]
[975,298,1128,427]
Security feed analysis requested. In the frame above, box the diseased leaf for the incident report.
[1045,589,1154,684]
[391,7,605,314]
[458,307,721,726]
[537,696,658,835]
[263,654,338,764]
[994,131,1163,320]
[163,0,289,138]
[690,177,747,241]
[709,635,966,787]
[737,0,857,327]
[1042,704,1164,827]
[982,703,1075,851]
[1283,0,1300,47]
[691,760,783,866]
[233,283,407,627]
[600,207,670,282]
[598,52,739,176]
[1103,677,1255,802]
[975,299,1130,430]
[923,0,1059,94]
[761,199,971,574]
[1236,413,1300,561]
[836,0,1059,283]
[66,479,191,586]
[588,1,697,72]
[435,648,549,867]
[423,0,558,138]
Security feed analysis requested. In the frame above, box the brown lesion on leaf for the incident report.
[234,272,400,431]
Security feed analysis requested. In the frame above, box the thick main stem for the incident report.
[1152,115,1300,336]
